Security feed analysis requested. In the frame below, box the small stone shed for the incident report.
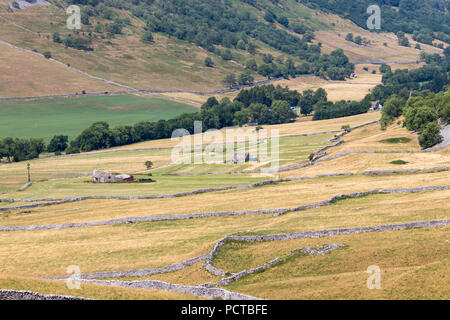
[230,152,250,164]
[92,170,134,183]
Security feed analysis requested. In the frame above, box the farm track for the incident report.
[0,32,397,104]
[0,40,282,103]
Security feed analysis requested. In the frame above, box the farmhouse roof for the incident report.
[93,171,113,179]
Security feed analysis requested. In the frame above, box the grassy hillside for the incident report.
[0,0,258,91]
[0,40,118,97]
[0,1,448,301]
[0,114,448,299]
[0,0,443,97]
[303,0,450,42]
[0,95,197,141]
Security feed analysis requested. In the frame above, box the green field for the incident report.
[0,95,197,141]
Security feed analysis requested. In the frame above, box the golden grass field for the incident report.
[0,112,449,300]
[0,1,448,300]
[0,41,118,97]
[100,112,381,152]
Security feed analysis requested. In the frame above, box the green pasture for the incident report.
[0,95,197,141]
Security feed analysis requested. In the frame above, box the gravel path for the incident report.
[0,40,282,102]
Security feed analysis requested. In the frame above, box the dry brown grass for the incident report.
[158,66,382,104]
[271,65,383,102]
[283,150,450,178]
[114,262,223,286]
[2,171,449,227]
[280,121,450,177]
[0,41,118,97]
[220,226,450,299]
[0,188,447,299]
[0,3,257,92]
[314,14,442,64]
[0,10,448,297]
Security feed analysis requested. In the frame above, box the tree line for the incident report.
[67,0,355,80]
[0,82,376,162]
[372,45,449,149]
[3,42,448,160]
[313,99,371,121]
[380,86,449,148]
[0,138,46,163]
[371,47,450,103]
[63,85,302,153]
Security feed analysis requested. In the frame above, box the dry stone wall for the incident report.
[0,289,89,300]
[55,219,450,299]
[81,279,262,300]
[2,185,449,232]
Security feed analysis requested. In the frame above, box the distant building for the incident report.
[371,101,383,111]
[92,171,119,183]
[230,152,250,164]
[115,174,135,182]
[92,170,134,183]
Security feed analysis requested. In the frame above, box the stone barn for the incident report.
[92,170,122,183]
[230,152,250,164]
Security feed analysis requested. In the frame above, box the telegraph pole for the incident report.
[27,163,31,183]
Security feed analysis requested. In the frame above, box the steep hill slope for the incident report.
[0,0,446,95]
